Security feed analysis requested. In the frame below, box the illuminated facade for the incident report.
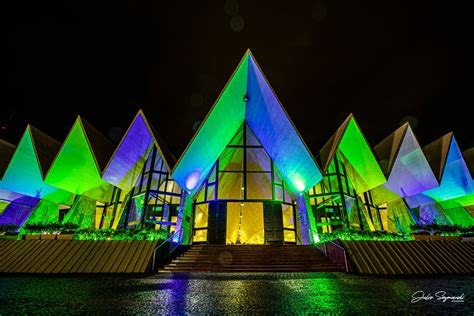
[0,50,472,242]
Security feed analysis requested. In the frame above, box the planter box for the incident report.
[412,234,430,241]
[0,235,19,240]
[430,235,443,241]
[57,234,74,240]
[461,236,474,243]
[443,236,461,242]
[41,234,56,240]
[25,234,41,240]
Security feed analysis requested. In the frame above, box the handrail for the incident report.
[151,228,182,272]
[151,227,194,272]
[310,229,350,272]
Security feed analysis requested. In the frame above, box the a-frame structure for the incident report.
[172,50,322,195]
[371,123,439,204]
[408,133,474,226]
[44,117,117,229]
[421,133,473,202]
[0,126,73,204]
[318,114,386,193]
[0,127,73,226]
[102,110,181,230]
[172,50,323,244]
[45,116,116,202]
[308,114,386,233]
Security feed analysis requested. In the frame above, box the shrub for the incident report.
[409,224,474,236]
[22,223,79,234]
[314,228,410,244]
[73,228,168,241]
[0,224,19,234]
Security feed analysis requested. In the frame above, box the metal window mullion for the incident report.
[140,146,157,228]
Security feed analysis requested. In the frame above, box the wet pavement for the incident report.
[0,273,472,314]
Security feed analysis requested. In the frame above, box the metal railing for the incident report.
[151,228,182,272]
[151,228,194,272]
[310,229,351,272]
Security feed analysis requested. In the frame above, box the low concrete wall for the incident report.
[341,240,473,274]
[0,240,159,273]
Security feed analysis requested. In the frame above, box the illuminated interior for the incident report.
[192,123,297,244]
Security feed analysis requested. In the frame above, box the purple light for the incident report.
[185,170,201,191]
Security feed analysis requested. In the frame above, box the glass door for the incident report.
[226,202,264,244]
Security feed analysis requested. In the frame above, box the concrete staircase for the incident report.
[159,244,345,272]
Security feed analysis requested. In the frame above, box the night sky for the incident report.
[4,1,473,158]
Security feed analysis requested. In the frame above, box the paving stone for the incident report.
[0,273,472,314]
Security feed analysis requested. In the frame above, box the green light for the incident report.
[173,53,249,194]
[337,117,386,192]
[45,117,114,203]
[0,126,73,205]
[173,50,323,196]
[294,179,306,192]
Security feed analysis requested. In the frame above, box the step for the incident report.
[160,244,342,273]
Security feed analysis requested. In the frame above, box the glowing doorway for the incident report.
[226,202,264,244]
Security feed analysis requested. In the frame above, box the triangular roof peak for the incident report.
[0,126,73,205]
[422,132,453,182]
[319,113,353,173]
[44,116,114,202]
[422,133,473,202]
[172,50,322,194]
[77,116,115,172]
[102,110,177,191]
[318,113,386,192]
[371,123,439,202]
[374,122,410,177]
[26,125,62,178]
[463,148,474,179]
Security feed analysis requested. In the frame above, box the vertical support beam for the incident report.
[162,204,170,233]
[334,155,350,227]
[140,147,157,229]
[291,200,299,244]
[377,206,384,230]
[296,192,317,245]
[243,123,247,200]
[353,192,365,231]
[175,192,193,245]
[122,190,133,228]
[109,188,122,229]
[363,192,374,224]
[402,197,419,225]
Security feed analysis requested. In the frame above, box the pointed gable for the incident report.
[45,117,114,202]
[102,110,177,191]
[172,53,249,193]
[245,52,322,193]
[374,124,438,199]
[28,125,62,176]
[172,50,322,194]
[81,118,115,171]
[463,148,474,179]
[0,140,16,180]
[373,123,409,177]
[422,132,452,182]
[319,114,386,192]
[0,126,73,204]
[423,134,473,202]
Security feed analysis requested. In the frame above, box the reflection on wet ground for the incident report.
[0,273,472,314]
